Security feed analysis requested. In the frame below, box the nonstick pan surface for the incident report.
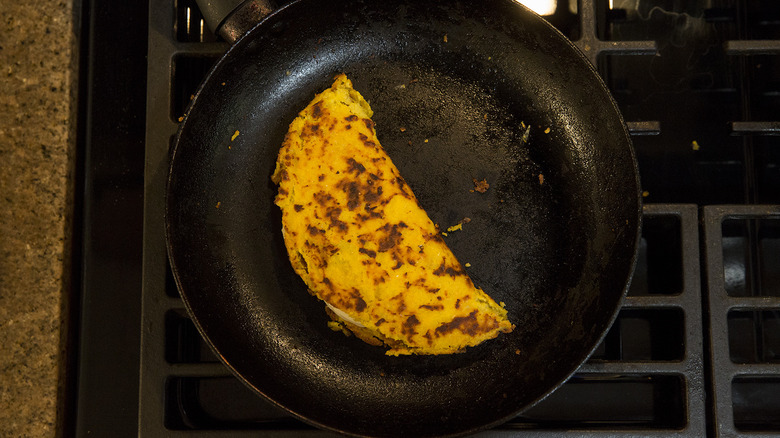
[166,0,641,436]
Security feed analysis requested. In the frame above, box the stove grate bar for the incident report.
[725,40,780,55]
[703,204,780,437]
[572,0,656,66]
[731,121,780,135]
[166,363,232,378]
[577,361,693,374]
[626,121,661,136]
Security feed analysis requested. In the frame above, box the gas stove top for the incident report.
[72,0,780,436]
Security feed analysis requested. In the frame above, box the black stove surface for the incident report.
[72,0,780,436]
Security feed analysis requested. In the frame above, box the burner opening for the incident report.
[721,218,780,297]
[732,376,780,431]
[512,374,687,430]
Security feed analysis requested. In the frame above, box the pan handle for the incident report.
[196,0,280,44]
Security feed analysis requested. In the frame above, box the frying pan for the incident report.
[166,0,642,436]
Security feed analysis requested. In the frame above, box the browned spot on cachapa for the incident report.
[358,248,376,258]
[311,100,325,118]
[346,158,366,174]
[435,311,483,336]
[402,315,420,337]
[377,223,403,252]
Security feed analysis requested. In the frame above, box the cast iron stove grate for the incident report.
[98,0,779,436]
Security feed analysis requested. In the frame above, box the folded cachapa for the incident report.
[272,74,513,355]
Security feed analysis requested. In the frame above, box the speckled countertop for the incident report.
[0,1,77,437]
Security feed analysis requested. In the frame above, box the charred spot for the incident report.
[307,225,323,236]
[427,232,446,244]
[433,261,446,276]
[435,311,481,336]
[377,223,403,252]
[302,124,320,137]
[358,133,368,141]
[340,181,360,210]
[428,287,441,294]
[374,276,386,285]
[423,330,433,345]
[323,277,331,284]
[293,204,304,212]
[332,220,348,232]
[391,261,403,270]
[364,204,384,219]
[359,248,377,258]
[375,318,386,326]
[355,297,367,312]
[455,299,461,309]
[445,266,463,277]
[398,221,408,228]
[278,188,288,196]
[345,115,359,122]
[368,172,380,180]
[296,252,308,273]
[318,174,325,181]
[364,185,383,203]
[277,169,289,181]
[311,101,324,118]
[326,207,342,220]
[349,288,367,312]
[363,118,375,131]
[313,191,334,206]
[402,315,420,337]
[345,124,352,130]
[421,304,444,311]
[346,158,366,174]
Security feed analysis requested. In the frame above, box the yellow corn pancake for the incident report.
[271,74,514,355]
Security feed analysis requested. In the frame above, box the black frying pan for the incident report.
[166,0,641,436]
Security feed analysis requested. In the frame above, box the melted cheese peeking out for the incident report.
[272,74,514,355]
